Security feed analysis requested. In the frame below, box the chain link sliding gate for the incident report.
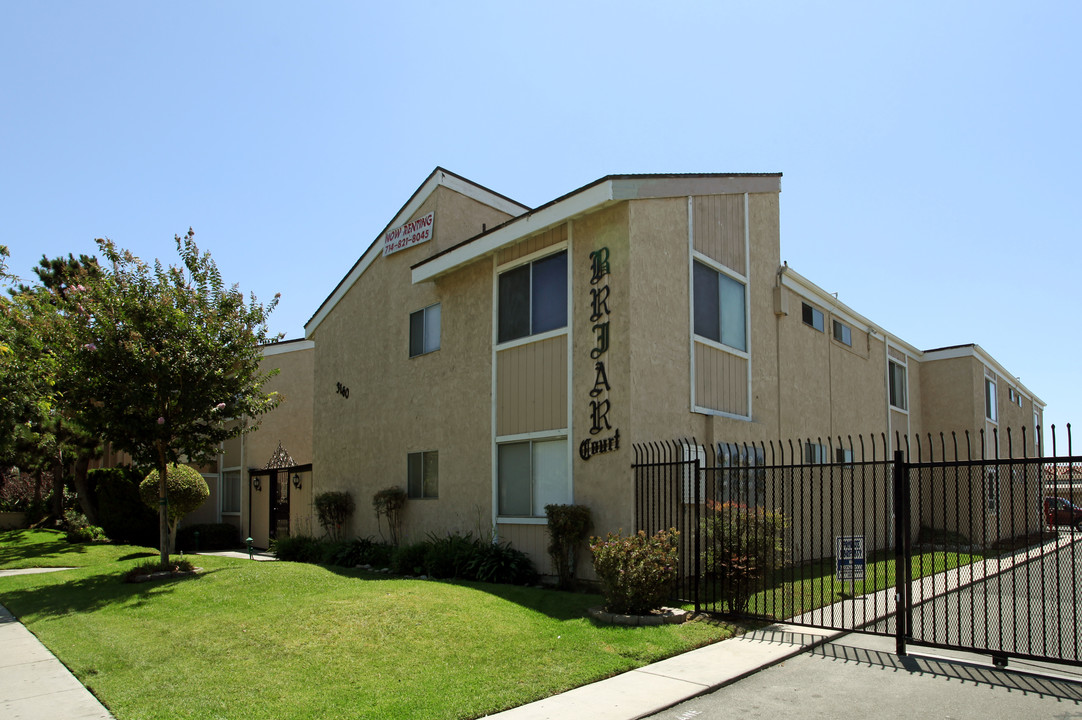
[633,426,1082,667]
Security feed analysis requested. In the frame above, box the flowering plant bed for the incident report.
[123,558,200,583]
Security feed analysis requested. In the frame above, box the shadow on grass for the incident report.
[314,562,599,621]
[0,530,90,565]
[117,552,159,561]
[0,566,221,621]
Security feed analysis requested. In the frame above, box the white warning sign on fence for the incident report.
[835,535,866,582]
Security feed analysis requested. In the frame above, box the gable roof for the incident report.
[304,167,529,337]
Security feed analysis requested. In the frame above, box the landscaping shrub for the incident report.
[390,541,429,576]
[123,557,195,583]
[314,491,355,541]
[701,500,789,614]
[373,487,406,546]
[93,466,158,546]
[320,536,394,567]
[270,534,325,563]
[545,504,592,589]
[65,509,108,544]
[0,467,37,512]
[590,529,680,615]
[177,523,240,552]
[423,532,479,579]
[467,539,538,586]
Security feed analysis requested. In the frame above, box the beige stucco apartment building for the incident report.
[212,168,1043,568]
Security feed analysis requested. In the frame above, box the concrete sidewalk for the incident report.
[0,602,113,720]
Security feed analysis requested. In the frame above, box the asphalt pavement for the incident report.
[641,631,1082,720]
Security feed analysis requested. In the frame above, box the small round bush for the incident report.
[139,464,210,525]
[590,529,680,615]
[140,464,210,551]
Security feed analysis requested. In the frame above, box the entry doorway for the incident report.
[270,470,290,541]
[248,461,311,546]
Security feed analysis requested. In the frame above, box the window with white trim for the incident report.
[407,451,438,499]
[832,319,852,346]
[409,303,441,357]
[802,302,824,332]
[693,260,746,351]
[888,360,907,411]
[985,378,997,421]
[497,251,567,344]
[804,442,828,464]
[497,438,569,517]
[220,469,241,515]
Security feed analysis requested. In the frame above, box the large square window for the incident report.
[497,438,569,517]
[693,260,746,351]
[498,251,567,344]
[409,303,441,357]
[408,451,438,499]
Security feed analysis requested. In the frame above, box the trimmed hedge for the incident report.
[271,531,537,587]
[92,466,158,546]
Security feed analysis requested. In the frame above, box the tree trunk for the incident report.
[33,469,43,506]
[52,460,64,522]
[158,445,169,566]
[71,455,97,525]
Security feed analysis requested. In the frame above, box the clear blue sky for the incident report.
[2,1,1079,445]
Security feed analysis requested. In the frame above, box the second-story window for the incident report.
[409,303,441,357]
[693,260,747,352]
[498,251,567,344]
[888,360,907,410]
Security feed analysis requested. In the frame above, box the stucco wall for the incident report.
[311,186,510,545]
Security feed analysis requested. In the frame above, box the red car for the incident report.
[1044,497,1082,530]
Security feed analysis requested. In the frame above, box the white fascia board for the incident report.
[923,344,1045,408]
[261,340,315,357]
[412,181,615,284]
[436,171,528,219]
[779,268,923,359]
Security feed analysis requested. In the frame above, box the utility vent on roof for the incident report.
[263,442,296,470]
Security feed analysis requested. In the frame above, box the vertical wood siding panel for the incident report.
[496,336,568,436]
[498,523,554,575]
[497,225,568,265]
[693,195,745,275]
[695,342,749,415]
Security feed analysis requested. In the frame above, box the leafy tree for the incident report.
[1,253,102,522]
[65,230,281,565]
[139,464,210,552]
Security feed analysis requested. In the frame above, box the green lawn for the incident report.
[731,548,979,619]
[0,530,738,720]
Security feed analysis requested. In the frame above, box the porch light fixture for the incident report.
[253,477,262,491]
[291,472,302,490]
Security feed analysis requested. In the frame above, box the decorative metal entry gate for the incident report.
[633,427,1082,667]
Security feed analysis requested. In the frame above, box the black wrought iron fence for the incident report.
[633,425,1082,667]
